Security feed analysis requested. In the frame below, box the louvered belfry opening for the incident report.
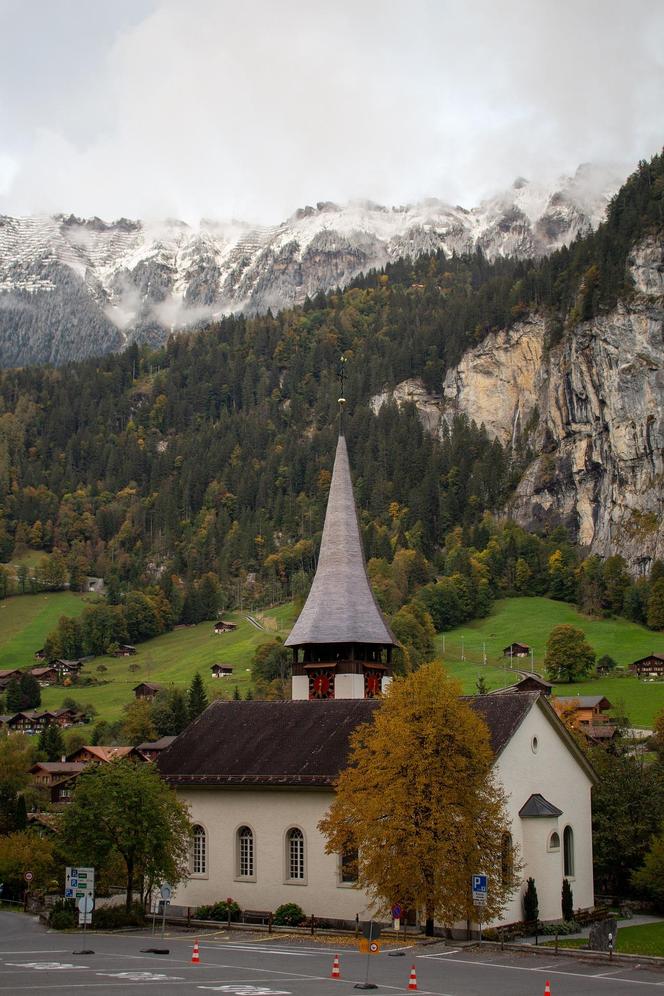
[286,435,396,700]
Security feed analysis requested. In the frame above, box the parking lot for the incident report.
[1,911,664,995]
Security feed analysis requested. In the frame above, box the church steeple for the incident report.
[287,430,396,701]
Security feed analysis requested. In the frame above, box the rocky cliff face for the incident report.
[0,164,621,367]
[372,237,664,568]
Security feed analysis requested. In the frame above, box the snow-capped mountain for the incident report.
[0,164,623,367]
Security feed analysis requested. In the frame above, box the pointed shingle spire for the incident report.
[285,435,396,648]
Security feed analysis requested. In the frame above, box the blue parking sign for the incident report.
[472,874,487,895]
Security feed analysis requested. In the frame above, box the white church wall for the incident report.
[492,701,594,926]
[172,786,374,921]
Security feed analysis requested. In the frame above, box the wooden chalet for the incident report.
[630,652,664,677]
[136,735,177,761]
[285,435,396,701]
[214,620,237,633]
[494,673,553,697]
[31,761,86,791]
[553,695,616,743]
[67,745,138,763]
[211,663,233,678]
[0,668,22,690]
[502,642,531,658]
[30,666,59,686]
[53,658,84,677]
[115,644,137,657]
[5,710,53,733]
[133,681,161,700]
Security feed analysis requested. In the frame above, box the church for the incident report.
[159,428,596,930]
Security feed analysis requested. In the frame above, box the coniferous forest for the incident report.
[0,153,663,660]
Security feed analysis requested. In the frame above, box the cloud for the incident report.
[0,0,662,222]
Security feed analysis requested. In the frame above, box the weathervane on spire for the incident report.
[337,355,347,434]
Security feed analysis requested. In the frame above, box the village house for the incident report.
[66,745,139,763]
[630,652,664,678]
[214,620,237,634]
[502,642,531,658]
[53,658,85,678]
[29,665,59,686]
[159,431,596,932]
[137,735,177,761]
[115,644,138,657]
[210,664,233,678]
[0,668,23,690]
[132,681,161,700]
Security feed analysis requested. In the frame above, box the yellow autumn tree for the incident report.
[319,663,519,934]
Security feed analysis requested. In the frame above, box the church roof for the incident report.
[518,793,563,818]
[285,435,396,648]
[157,693,537,787]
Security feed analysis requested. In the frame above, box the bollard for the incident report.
[311,914,315,936]
[268,912,273,934]
[554,930,559,956]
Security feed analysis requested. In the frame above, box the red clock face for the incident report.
[365,672,381,698]
[309,669,334,699]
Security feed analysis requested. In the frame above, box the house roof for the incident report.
[285,435,396,648]
[632,652,664,664]
[519,793,563,818]
[67,745,135,762]
[133,682,161,692]
[158,693,536,787]
[30,667,57,676]
[0,668,22,679]
[30,762,86,775]
[555,695,612,709]
[503,642,530,652]
[137,736,177,751]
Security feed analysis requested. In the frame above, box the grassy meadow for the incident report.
[437,597,664,727]
[0,591,91,668]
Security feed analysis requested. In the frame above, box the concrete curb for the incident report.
[478,939,664,970]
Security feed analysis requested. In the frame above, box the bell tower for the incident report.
[286,360,396,700]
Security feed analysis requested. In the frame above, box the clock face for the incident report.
[309,669,335,699]
[364,671,382,698]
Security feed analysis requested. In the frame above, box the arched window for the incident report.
[238,826,254,878]
[287,827,305,880]
[548,831,560,851]
[191,824,207,874]
[563,825,574,876]
[501,832,513,886]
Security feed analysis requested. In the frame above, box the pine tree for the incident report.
[187,672,209,722]
[523,877,539,924]
[38,723,66,762]
[233,686,241,701]
[561,878,574,921]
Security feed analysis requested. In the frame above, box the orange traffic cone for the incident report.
[544,982,551,995]
[191,939,200,964]
[330,953,341,979]
[408,963,418,990]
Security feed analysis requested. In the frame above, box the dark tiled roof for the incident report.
[137,736,177,751]
[30,762,86,775]
[555,695,611,709]
[158,693,535,787]
[519,793,563,818]
[285,436,395,648]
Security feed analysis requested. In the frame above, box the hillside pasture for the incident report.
[0,591,91,668]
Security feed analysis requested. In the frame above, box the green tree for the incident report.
[633,829,664,906]
[647,579,664,630]
[60,760,192,912]
[122,699,158,745]
[38,723,66,762]
[150,688,189,736]
[561,878,574,921]
[187,672,208,722]
[319,663,517,935]
[523,877,539,923]
[0,830,57,894]
[252,639,290,686]
[544,625,595,683]
[6,673,41,711]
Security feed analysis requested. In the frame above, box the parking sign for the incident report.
[472,873,488,904]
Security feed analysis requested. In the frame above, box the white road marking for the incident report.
[418,954,664,987]
[0,950,69,955]
[5,962,86,970]
[418,949,460,958]
[200,945,313,958]
[198,987,292,994]
[96,971,184,981]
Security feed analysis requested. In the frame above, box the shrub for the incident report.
[562,878,574,921]
[523,877,539,923]
[49,898,76,930]
[273,902,305,926]
[92,904,145,929]
[540,919,581,936]
[195,898,240,922]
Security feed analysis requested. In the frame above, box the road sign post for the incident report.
[160,884,172,939]
[471,874,488,944]
[356,921,381,990]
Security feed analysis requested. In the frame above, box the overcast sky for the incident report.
[0,0,662,223]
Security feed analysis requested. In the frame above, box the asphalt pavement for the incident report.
[1,910,663,995]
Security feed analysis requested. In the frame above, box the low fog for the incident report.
[0,0,662,223]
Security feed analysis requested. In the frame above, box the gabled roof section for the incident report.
[519,793,563,818]
[285,435,396,647]
[158,694,538,787]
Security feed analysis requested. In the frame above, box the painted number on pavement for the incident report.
[198,988,292,995]
[6,962,86,970]
[97,972,184,982]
